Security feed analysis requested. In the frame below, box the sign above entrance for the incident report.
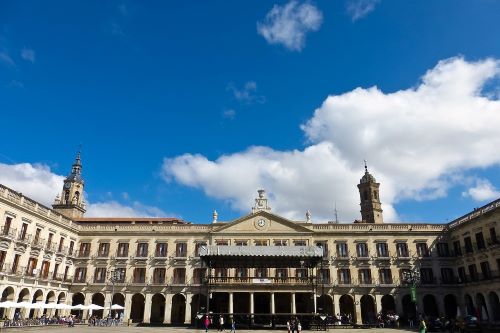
[252,278,272,284]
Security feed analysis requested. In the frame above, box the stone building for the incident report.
[0,154,499,325]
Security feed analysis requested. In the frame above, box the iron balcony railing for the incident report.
[31,238,45,249]
[173,251,188,258]
[0,227,17,239]
[16,232,31,243]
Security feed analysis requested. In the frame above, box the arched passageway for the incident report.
[464,294,474,316]
[0,287,15,318]
[171,294,186,324]
[488,292,500,321]
[423,294,439,317]
[339,295,355,323]
[401,294,416,324]
[29,290,43,318]
[475,293,488,321]
[317,295,333,316]
[55,292,66,316]
[190,293,207,324]
[295,293,313,314]
[91,293,105,318]
[209,292,228,314]
[150,293,165,324]
[381,294,395,314]
[360,295,376,324]
[444,294,457,319]
[71,293,85,317]
[44,291,56,315]
[130,293,145,323]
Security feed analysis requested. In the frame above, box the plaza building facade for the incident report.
[0,154,499,325]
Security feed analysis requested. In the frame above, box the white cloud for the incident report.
[257,1,323,51]
[346,0,380,21]
[462,179,500,202]
[222,109,236,120]
[0,162,167,218]
[0,51,15,67]
[227,81,265,104]
[20,47,35,63]
[163,57,500,222]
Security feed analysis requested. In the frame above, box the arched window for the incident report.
[373,191,378,200]
[64,190,70,204]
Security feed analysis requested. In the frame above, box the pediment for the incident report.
[213,210,312,234]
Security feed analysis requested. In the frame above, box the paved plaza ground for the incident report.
[0,326,417,333]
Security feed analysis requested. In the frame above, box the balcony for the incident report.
[207,276,316,285]
[45,242,58,253]
[378,278,397,287]
[1,264,25,277]
[335,278,356,287]
[353,252,370,261]
[374,251,391,260]
[0,227,17,241]
[358,279,375,287]
[31,238,45,249]
[56,245,66,256]
[152,251,168,259]
[439,277,460,285]
[150,277,166,285]
[132,252,149,260]
[129,277,147,285]
[93,276,107,284]
[74,250,91,259]
[15,233,31,245]
[394,251,412,260]
[115,251,129,259]
[171,276,187,285]
[420,277,438,286]
[173,251,188,259]
[94,251,110,259]
[332,252,350,261]
[73,276,87,284]
[486,237,500,248]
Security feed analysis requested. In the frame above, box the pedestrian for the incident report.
[297,321,302,333]
[419,317,427,333]
[219,315,224,332]
[287,320,290,333]
[204,315,210,332]
[230,320,236,333]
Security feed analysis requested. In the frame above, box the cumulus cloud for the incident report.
[163,57,500,222]
[346,0,380,21]
[0,162,167,218]
[257,1,323,51]
[20,47,35,63]
[462,179,500,202]
[227,81,265,104]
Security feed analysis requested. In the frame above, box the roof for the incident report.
[74,217,186,224]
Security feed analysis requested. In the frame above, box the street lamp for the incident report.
[108,269,121,319]
[402,267,421,319]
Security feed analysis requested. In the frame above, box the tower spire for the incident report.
[357,162,383,223]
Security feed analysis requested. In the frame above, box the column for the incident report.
[394,295,403,315]
[185,294,192,324]
[103,293,112,318]
[229,293,234,315]
[375,294,383,314]
[435,294,445,318]
[250,292,254,314]
[164,293,173,324]
[123,293,133,322]
[333,294,340,316]
[270,292,275,314]
[291,293,296,314]
[143,293,153,324]
[83,292,92,320]
[354,295,362,324]
[313,292,317,314]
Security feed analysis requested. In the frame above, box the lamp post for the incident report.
[402,267,421,320]
[108,269,120,319]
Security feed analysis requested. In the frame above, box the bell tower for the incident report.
[357,161,383,224]
[52,152,86,219]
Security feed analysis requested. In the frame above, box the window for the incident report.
[0,251,6,271]
[94,267,107,283]
[53,263,60,280]
[256,268,268,278]
[155,243,168,257]
[316,241,329,258]
[437,243,450,257]
[294,240,307,246]
[175,242,187,257]
[193,268,206,284]
[47,233,54,247]
[235,267,248,279]
[194,242,207,256]
[336,242,348,257]
[255,240,268,246]
[235,240,248,246]
[338,269,351,284]
[136,242,149,257]
[476,232,485,250]
[115,268,126,282]
[464,237,473,253]
[12,254,20,274]
[420,268,434,284]
[117,243,129,257]
[133,268,146,283]
[276,268,288,279]
[63,266,69,281]
[19,223,28,240]
[98,243,110,257]
[216,240,229,246]
[453,241,462,256]
[26,258,38,276]
[489,227,498,244]
[416,242,429,257]
[274,240,287,246]
[379,268,392,284]
[295,268,307,279]
[356,243,369,257]
[376,243,389,257]
[79,243,91,257]
[173,268,186,284]
[440,268,455,284]
[2,217,12,235]
[153,268,166,284]
[457,267,466,283]
[68,240,74,255]
[396,242,409,257]
[318,269,330,283]
[359,269,372,284]
[468,264,478,281]
[58,237,64,252]
[480,261,491,279]
[34,228,41,244]
[74,267,87,282]
[399,269,411,284]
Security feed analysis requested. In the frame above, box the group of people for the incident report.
[203,314,236,333]
[2,313,78,327]
[87,311,124,326]
[286,317,302,333]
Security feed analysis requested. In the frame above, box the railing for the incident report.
[74,250,91,258]
[332,252,350,260]
[73,276,87,283]
[129,277,147,284]
[336,278,355,286]
[171,277,186,284]
[0,227,17,239]
[31,238,45,249]
[150,277,166,284]
[0,264,26,276]
[208,276,317,285]
[133,252,149,259]
[378,278,397,286]
[353,252,370,260]
[486,237,500,247]
[153,251,168,258]
[115,251,129,258]
[173,251,187,258]
[16,233,31,243]
[420,277,438,285]
[374,251,391,259]
[395,250,412,259]
[94,251,110,258]
[358,278,374,286]
[45,242,58,253]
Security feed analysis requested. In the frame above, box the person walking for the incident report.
[230,320,236,333]
[419,317,427,333]
[204,315,210,332]
[219,315,224,332]
[287,320,290,333]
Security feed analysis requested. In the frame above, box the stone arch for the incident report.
[44,291,56,315]
[190,293,207,324]
[171,294,186,324]
[0,286,16,318]
[16,288,30,302]
[464,294,474,315]
[130,293,145,323]
[488,291,500,321]
[112,293,125,306]
[71,292,85,316]
[360,295,376,324]
[401,294,416,324]
[91,293,105,318]
[150,293,165,324]
[381,294,396,314]
[30,289,44,318]
[443,294,457,319]
[317,294,334,316]
[475,293,488,321]
[57,292,66,304]
[339,294,355,323]
[423,294,439,317]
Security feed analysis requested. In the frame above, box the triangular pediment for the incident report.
[213,210,313,234]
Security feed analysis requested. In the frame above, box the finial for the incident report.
[212,209,218,223]
[364,159,368,173]
[306,210,311,223]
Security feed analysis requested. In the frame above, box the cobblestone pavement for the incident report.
[0,326,416,333]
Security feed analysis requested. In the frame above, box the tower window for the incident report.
[373,191,378,200]
[64,190,70,204]
[363,191,368,200]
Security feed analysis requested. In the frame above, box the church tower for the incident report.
[357,162,383,224]
[52,152,86,219]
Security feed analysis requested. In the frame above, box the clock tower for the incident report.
[357,162,383,224]
[52,152,86,219]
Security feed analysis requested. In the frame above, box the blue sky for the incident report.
[1,0,500,223]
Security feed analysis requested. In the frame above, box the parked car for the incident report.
[455,315,481,333]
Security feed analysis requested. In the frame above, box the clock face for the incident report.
[257,219,266,227]
[64,182,71,189]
